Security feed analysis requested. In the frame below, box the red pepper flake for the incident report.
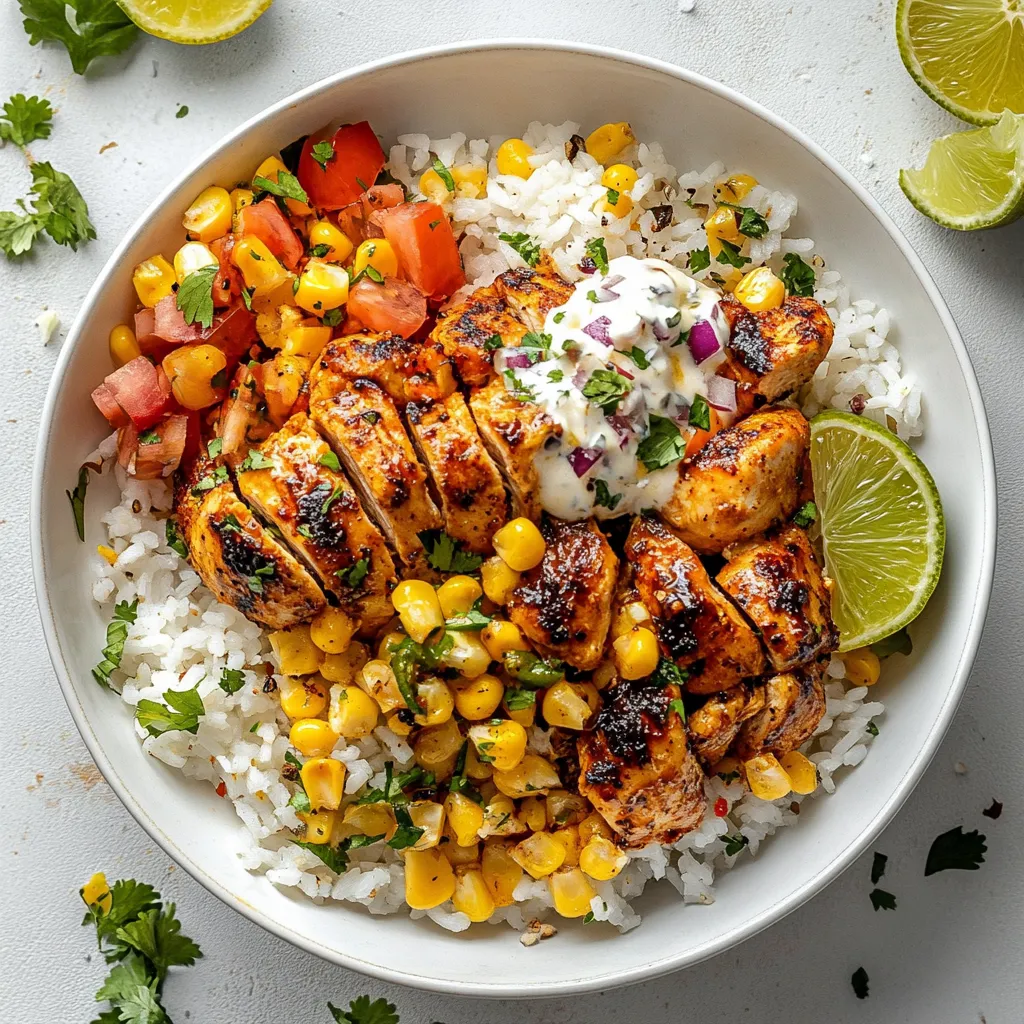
[714,797,728,817]
[215,781,227,798]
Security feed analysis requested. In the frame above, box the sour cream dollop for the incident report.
[495,255,732,520]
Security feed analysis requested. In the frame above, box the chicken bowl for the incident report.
[33,42,994,995]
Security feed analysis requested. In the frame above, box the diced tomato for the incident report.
[297,121,385,211]
[153,294,204,344]
[91,382,130,428]
[360,183,404,218]
[236,199,304,270]
[204,304,257,366]
[378,202,465,301]
[127,414,189,480]
[132,307,174,362]
[209,235,243,306]
[347,277,427,338]
[96,357,174,430]
[151,295,255,369]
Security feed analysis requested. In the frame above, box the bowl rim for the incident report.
[31,37,997,997]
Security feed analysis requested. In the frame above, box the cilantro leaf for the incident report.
[252,171,309,205]
[219,668,246,695]
[637,414,686,471]
[503,369,538,402]
[312,140,334,169]
[585,237,609,274]
[444,603,492,631]
[593,478,622,511]
[688,394,712,431]
[851,966,869,999]
[714,238,750,269]
[92,598,139,688]
[582,368,631,414]
[134,686,205,737]
[925,826,987,875]
[0,93,53,147]
[419,529,483,573]
[19,0,138,75]
[238,448,273,472]
[431,156,455,192]
[115,904,201,982]
[688,246,711,273]
[0,207,46,258]
[29,160,96,249]
[871,627,913,659]
[502,649,564,687]
[668,697,686,721]
[386,804,425,850]
[793,500,817,527]
[627,345,650,370]
[175,105,188,119]
[206,437,223,458]
[723,833,749,856]
[498,231,541,267]
[328,995,400,1024]
[717,202,771,239]
[780,252,816,297]
[504,686,536,711]
[870,851,887,884]
[67,464,89,541]
[111,981,167,1024]
[95,953,149,1005]
[869,888,897,911]
[294,840,349,874]
[319,450,341,472]
[175,264,218,329]
[651,657,687,688]
[483,333,503,351]
[336,557,370,589]
[391,633,454,713]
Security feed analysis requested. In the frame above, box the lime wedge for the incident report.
[809,411,945,652]
[117,0,272,44]
[896,0,1024,125]
[899,110,1024,229]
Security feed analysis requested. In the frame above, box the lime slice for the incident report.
[899,110,1024,229]
[809,411,945,652]
[896,0,1024,125]
[117,0,272,44]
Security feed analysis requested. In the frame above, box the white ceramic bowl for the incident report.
[32,41,995,997]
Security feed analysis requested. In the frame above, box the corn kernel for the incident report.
[452,163,487,198]
[230,187,254,219]
[413,718,463,778]
[495,138,534,179]
[542,681,595,731]
[612,600,651,639]
[551,825,580,867]
[613,626,660,680]
[279,675,329,720]
[437,575,483,618]
[353,238,399,279]
[408,799,446,850]
[578,811,614,844]
[714,173,758,204]
[598,191,634,219]
[464,742,494,780]
[413,678,455,727]
[97,544,117,565]
[282,322,332,360]
[386,709,414,736]
[705,205,742,259]
[357,659,404,714]
[601,163,639,194]
[548,867,597,918]
[81,872,112,914]
[468,719,528,772]
[320,642,368,685]
[233,236,291,295]
[342,801,397,842]
[328,684,380,738]
[182,185,232,242]
[744,753,792,801]
[294,258,350,315]
[445,835,480,865]
[579,836,627,881]
[451,673,504,721]
[445,791,485,846]
[480,556,521,605]
[173,240,220,285]
[391,579,444,643]
[404,848,455,910]
[418,168,450,204]
[520,796,547,832]
[511,831,566,879]
[162,343,227,411]
[108,324,140,368]
[482,840,523,906]
[300,756,346,811]
[269,625,323,676]
[493,517,546,572]
[297,808,336,844]
[444,632,493,679]
[478,794,521,839]
[289,718,339,757]
[377,631,406,661]
[452,866,495,922]
[253,155,311,216]
[585,122,635,164]
[779,750,818,795]
[546,790,588,830]
[309,607,356,655]
[492,753,561,799]
[844,648,881,687]
[504,696,536,728]
[132,255,176,308]
[735,266,785,312]
[308,220,354,263]
[480,620,529,662]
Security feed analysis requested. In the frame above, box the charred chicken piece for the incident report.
[234,413,397,634]
[686,683,766,766]
[660,407,810,554]
[492,254,575,332]
[626,514,766,694]
[716,524,839,672]
[506,518,618,671]
[174,455,325,629]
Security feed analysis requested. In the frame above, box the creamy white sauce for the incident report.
[495,255,731,520]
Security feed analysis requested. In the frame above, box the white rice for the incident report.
[89,121,903,933]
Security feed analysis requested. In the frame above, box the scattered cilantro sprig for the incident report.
[925,826,987,875]
[0,93,53,146]
[1,159,96,258]
[19,0,138,75]
[419,529,483,573]
[92,598,138,688]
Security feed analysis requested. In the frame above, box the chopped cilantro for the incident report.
[252,170,309,205]
[483,333,503,351]
[503,369,538,402]
[311,140,335,169]
[135,685,205,737]
[582,368,631,414]
[780,252,816,297]
[175,264,218,329]
[165,518,188,558]
[714,238,751,269]
[206,437,223,458]
[723,834,749,856]
[190,465,229,494]
[627,345,650,369]
[386,804,425,850]
[321,307,344,327]
[688,393,712,431]
[547,368,564,383]
[606,187,620,206]
[391,633,454,714]
[419,529,484,573]
[866,721,879,736]
[445,602,492,631]
[319,450,341,472]
[92,598,138,688]
[553,311,565,324]
[502,650,564,687]
[688,246,711,273]
[793,500,817,527]
[585,237,609,274]
[294,839,348,874]
[238,449,273,472]
[175,104,188,119]
[66,464,89,541]
[925,827,987,875]
[637,415,686,471]
[503,687,536,711]
[218,668,246,695]
[593,479,622,511]
[498,231,541,267]
[668,697,686,721]
[336,557,370,589]
[309,243,332,258]
[431,157,455,192]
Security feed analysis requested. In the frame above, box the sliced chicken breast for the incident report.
[492,254,575,332]
[686,683,766,766]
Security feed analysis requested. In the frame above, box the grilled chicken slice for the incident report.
[174,455,325,629]
[431,285,529,387]
[660,407,810,554]
[406,392,508,554]
[578,679,705,848]
[234,413,397,633]
[626,515,766,694]
[718,296,834,413]
[733,658,828,760]
[492,254,575,332]
[506,518,618,670]
[309,376,441,571]
[686,683,766,766]
[468,377,558,520]
[716,524,839,672]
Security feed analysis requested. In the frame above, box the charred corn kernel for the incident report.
[496,138,534,178]
[779,750,818,795]
[735,266,785,312]
[465,742,494,780]
[493,517,546,572]
[613,626,660,680]
[309,607,357,654]
[353,238,399,279]
[294,259,350,315]
[253,155,311,216]
[437,575,483,618]
[705,205,742,259]
[479,794,521,838]
[745,753,792,801]
[591,660,617,691]
[97,545,117,566]
[715,173,758,203]
[601,163,639,193]
[320,642,368,685]
[482,841,523,906]
[492,753,561,799]
[391,579,444,643]
[598,190,634,219]
[234,236,291,295]
[444,632,493,679]
[255,304,303,349]
[445,791,485,846]
[161,344,227,411]
[468,720,527,772]
[342,801,397,841]
[480,620,529,662]
[844,648,881,687]
[512,831,566,879]
[173,240,219,285]
[418,168,450,204]
[549,867,597,918]
[578,811,614,844]
[480,556,521,604]
[542,681,594,731]
[269,625,323,676]
[230,187,253,217]
[551,826,580,867]
[452,163,487,198]
[289,718,339,758]
[250,276,300,315]
[328,684,380,739]
[279,675,329,720]
[308,220,353,263]
[520,796,547,832]
[385,709,414,736]
[378,631,406,661]
[585,122,635,164]
[182,185,232,242]
[300,756,346,811]
[408,799,446,850]
[132,255,176,307]
[413,678,455,727]
[546,790,588,830]
[452,866,494,922]
[81,872,112,914]
[404,848,455,910]
[612,600,651,639]
[413,718,463,777]
[446,835,480,865]
[579,836,627,881]
[505,698,536,728]
[282,322,332,360]
[297,808,336,844]
[357,659,404,714]
[452,673,504,721]
[108,324,140,368]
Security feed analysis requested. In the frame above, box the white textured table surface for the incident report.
[2,3,1023,1022]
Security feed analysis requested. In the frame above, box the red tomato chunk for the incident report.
[297,121,385,211]
[379,202,465,301]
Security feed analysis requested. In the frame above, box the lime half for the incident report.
[809,411,945,652]
[896,0,1024,125]
[900,110,1024,229]
[117,0,272,44]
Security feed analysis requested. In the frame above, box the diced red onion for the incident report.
[582,316,613,345]
[568,446,603,478]
[609,415,634,448]
[595,274,624,302]
[706,375,737,412]
[652,319,671,341]
[687,319,720,364]
[572,367,588,390]
[504,351,533,369]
